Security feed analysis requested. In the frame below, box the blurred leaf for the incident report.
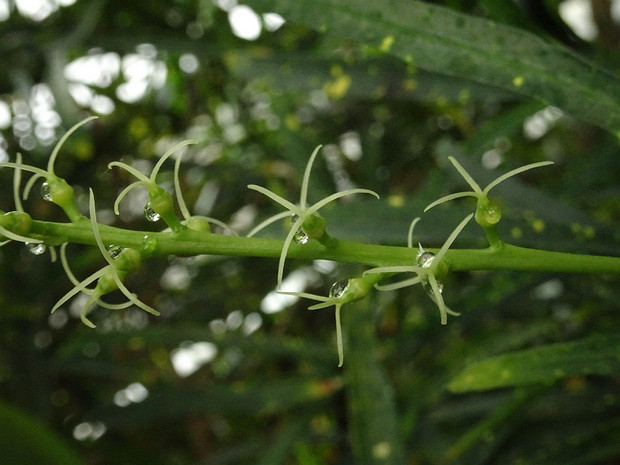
[448,334,620,392]
[344,298,406,465]
[86,377,341,428]
[250,0,620,133]
[0,400,83,465]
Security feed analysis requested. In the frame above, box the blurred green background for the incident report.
[0,1,619,464]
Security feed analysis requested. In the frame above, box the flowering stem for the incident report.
[27,218,620,275]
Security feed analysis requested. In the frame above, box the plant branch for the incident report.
[28,218,620,275]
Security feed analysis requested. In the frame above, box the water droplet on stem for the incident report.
[41,182,52,202]
[26,242,46,255]
[144,202,161,222]
[141,235,158,255]
[291,214,309,245]
[107,244,122,259]
[329,279,350,299]
[416,245,435,268]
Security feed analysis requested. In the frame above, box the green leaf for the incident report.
[448,334,620,392]
[249,0,620,133]
[85,377,341,428]
[0,400,84,465]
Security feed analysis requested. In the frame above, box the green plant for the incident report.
[1,2,620,464]
[1,117,619,359]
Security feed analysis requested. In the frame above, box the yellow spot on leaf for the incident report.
[285,113,301,131]
[387,194,405,207]
[323,75,352,100]
[531,218,545,233]
[511,227,523,239]
[402,78,418,92]
[513,76,524,87]
[380,35,395,52]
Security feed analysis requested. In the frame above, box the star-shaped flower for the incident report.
[247,145,379,287]
[279,274,380,366]
[51,190,159,328]
[425,156,553,229]
[364,213,473,325]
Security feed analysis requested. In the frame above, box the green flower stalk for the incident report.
[247,145,379,287]
[424,156,553,247]
[364,213,474,325]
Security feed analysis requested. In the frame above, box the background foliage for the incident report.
[0,1,619,464]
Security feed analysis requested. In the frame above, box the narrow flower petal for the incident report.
[448,156,482,193]
[174,153,192,221]
[482,160,554,194]
[247,184,303,215]
[374,275,423,291]
[113,181,144,215]
[108,161,151,183]
[47,116,98,175]
[89,189,116,267]
[433,213,473,264]
[51,267,109,313]
[0,224,43,244]
[335,304,344,367]
[150,139,196,183]
[424,192,478,212]
[276,214,306,287]
[80,293,99,328]
[300,145,322,209]
[12,154,24,211]
[407,217,421,248]
[428,273,448,325]
[246,211,291,237]
[96,299,135,310]
[304,188,379,217]
[113,274,160,316]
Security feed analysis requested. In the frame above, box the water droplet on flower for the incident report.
[329,279,350,299]
[107,244,122,259]
[40,182,52,202]
[293,229,309,245]
[26,242,46,255]
[422,280,443,299]
[416,245,435,268]
[291,214,309,245]
[144,202,160,222]
[141,235,158,255]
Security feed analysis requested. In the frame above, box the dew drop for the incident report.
[422,280,444,299]
[329,279,350,299]
[294,229,309,245]
[144,202,161,222]
[141,235,158,255]
[26,242,47,255]
[40,182,52,202]
[416,245,435,268]
[291,214,309,245]
[107,244,122,259]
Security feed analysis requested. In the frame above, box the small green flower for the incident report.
[172,151,237,235]
[364,213,473,325]
[280,274,380,366]
[109,139,198,232]
[248,145,379,287]
[0,116,97,224]
[425,156,553,233]
[51,189,159,328]
[0,154,44,247]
